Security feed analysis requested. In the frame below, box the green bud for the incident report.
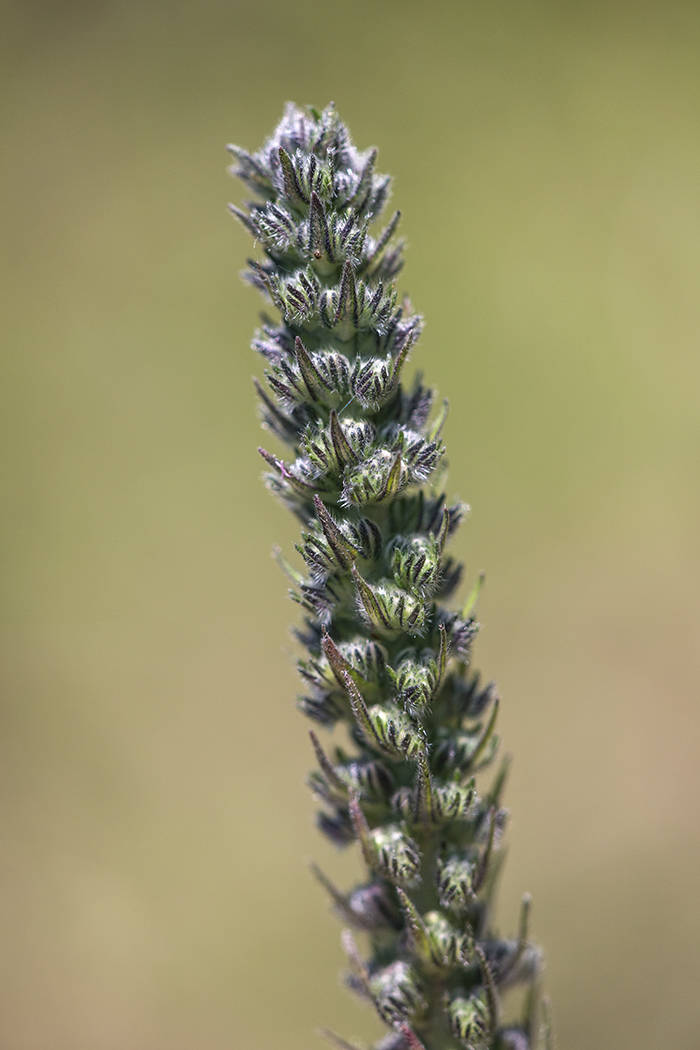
[301,415,375,476]
[364,703,425,758]
[448,991,491,1050]
[391,533,442,594]
[436,853,478,913]
[393,778,477,830]
[389,658,438,714]
[389,425,444,483]
[368,961,427,1025]
[367,824,422,886]
[352,348,410,410]
[337,637,389,685]
[342,449,410,506]
[422,910,473,968]
[353,566,426,635]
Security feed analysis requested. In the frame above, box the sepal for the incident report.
[388,491,466,539]
[252,200,298,253]
[377,309,424,362]
[433,556,463,599]
[252,376,301,443]
[294,336,350,404]
[438,609,480,657]
[259,447,335,505]
[226,142,275,198]
[265,265,321,323]
[439,672,498,723]
[292,573,357,624]
[483,938,542,990]
[361,209,401,273]
[482,893,543,988]
[306,196,369,269]
[472,807,500,894]
[298,525,358,579]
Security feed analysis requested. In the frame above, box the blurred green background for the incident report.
[1,1,699,1047]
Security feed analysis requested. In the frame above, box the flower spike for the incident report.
[230,102,546,1050]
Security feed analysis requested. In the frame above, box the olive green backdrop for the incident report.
[1,1,699,1048]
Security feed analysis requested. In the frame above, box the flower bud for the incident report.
[448,991,491,1050]
[390,426,444,483]
[339,758,394,802]
[340,638,389,686]
[280,339,352,407]
[309,348,353,402]
[421,910,473,968]
[353,354,398,410]
[360,702,424,758]
[365,823,421,886]
[431,781,478,823]
[368,961,426,1024]
[298,520,359,578]
[395,781,477,829]
[317,808,355,846]
[353,515,383,560]
[436,853,478,912]
[342,449,409,505]
[391,533,442,594]
[346,881,402,930]
[301,417,374,476]
[353,567,425,636]
[389,658,438,714]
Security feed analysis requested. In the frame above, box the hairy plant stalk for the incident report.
[228,103,549,1050]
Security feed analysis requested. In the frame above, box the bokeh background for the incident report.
[2,1,700,1047]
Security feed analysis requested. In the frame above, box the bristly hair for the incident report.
[229,102,548,1050]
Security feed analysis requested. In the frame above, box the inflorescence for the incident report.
[228,102,549,1050]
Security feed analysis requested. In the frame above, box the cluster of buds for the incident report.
[230,103,549,1050]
